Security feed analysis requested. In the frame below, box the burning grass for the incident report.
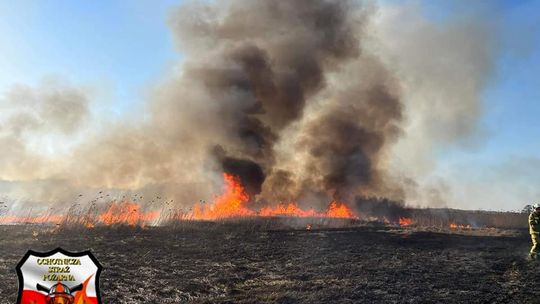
[190,174,359,220]
[0,173,361,229]
[0,174,530,232]
[0,202,528,232]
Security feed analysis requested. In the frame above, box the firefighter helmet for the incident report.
[45,283,74,304]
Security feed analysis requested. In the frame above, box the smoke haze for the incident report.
[0,1,504,212]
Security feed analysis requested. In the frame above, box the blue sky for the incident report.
[0,0,539,210]
[418,0,540,159]
[0,0,180,114]
[420,0,540,210]
[443,0,540,159]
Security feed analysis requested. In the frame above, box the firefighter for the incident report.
[529,203,540,260]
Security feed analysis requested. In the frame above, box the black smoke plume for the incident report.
[0,0,501,211]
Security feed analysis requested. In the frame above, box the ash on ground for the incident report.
[0,223,537,304]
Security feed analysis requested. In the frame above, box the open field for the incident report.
[0,222,538,304]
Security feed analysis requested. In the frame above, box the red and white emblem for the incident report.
[16,248,102,304]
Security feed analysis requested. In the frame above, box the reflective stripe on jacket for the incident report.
[529,212,540,234]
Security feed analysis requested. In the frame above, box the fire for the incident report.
[97,201,159,226]
[191,173,255,220]
[188,174,358,220]
[257,201,357,218]
[326,201,356,218]
[0,201,158,227]
[0,214,64,225]
[73,275,93,304]
[449,223,471,229]
[259,202,318,217]
[399,217,413,226]
[0,173,359,227]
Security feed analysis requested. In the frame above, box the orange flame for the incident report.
[188,174,358,220]
[97,201,159,226]
[0,214,64,225]
[0,201,158,227]
[0,173,359,226]
[191,173,255,220]
[399,217,413,226]
[259,202,318,217]
[73,275,93,304]
[326,201,356,218]
[449,223,471,229]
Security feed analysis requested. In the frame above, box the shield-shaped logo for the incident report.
[16,248,102,304]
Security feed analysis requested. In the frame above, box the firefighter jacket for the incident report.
[529,211,540,234]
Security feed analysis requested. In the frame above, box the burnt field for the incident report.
[0,222,538,304]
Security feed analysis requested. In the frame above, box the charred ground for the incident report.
[0,223,537,304]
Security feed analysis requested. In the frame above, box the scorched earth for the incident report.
[0,223,537,304]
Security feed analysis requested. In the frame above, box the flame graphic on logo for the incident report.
[73,275,93,304]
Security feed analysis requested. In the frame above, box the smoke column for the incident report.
[0,0,500,211]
